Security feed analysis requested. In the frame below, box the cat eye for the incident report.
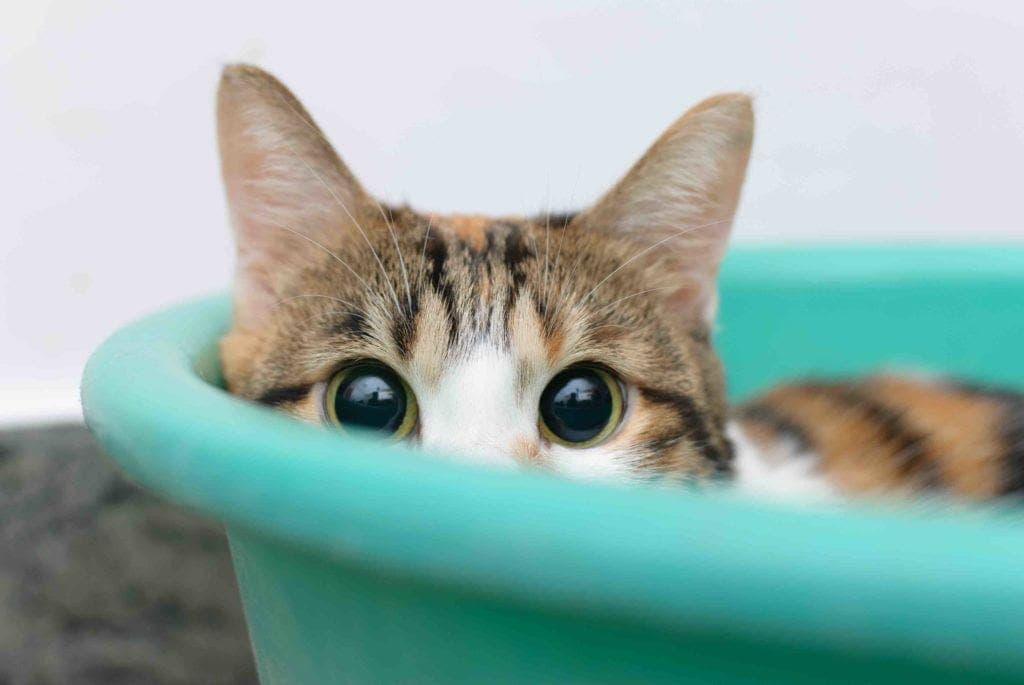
[539,366,624,448]
[322,363,418,439]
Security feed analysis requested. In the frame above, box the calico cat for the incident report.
[217,64,1024,501]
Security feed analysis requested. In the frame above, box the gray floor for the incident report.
[0,423,257,684]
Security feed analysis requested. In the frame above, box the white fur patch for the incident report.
[727,421,837,502]
[415,342,637,479]
[415,344,534,469]
[546,442,640,482]
[419,343,838,494]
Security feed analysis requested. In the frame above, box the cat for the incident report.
[217,64,1024,501]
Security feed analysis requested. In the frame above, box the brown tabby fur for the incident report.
[738,377,1024,498]
[217,64,1024,498]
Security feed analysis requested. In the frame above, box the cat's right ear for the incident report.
[217,64,370,330]
[575,93,753,323]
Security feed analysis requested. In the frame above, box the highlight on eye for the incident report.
[538,366,624,448]
[322,363,418,439]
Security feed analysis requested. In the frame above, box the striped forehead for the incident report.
[403,220,556,463]
[405,223,553,391]
[408,217,544,355]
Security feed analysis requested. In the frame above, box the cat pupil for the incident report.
[541,370,614,443]
[335,368,406,433]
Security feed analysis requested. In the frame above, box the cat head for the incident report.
[217,64,753,482]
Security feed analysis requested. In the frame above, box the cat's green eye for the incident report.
[539,366,623,448]
[322,363,418,439]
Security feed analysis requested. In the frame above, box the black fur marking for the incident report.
[534,211,578,230]
[425,235,459,345]
[533,292,563,341]
[392,292,420,359]
[503,280,519,345]
[255,384,312,407]
[425,233,448,290]
[332,310,370,338]
[501,222,534,291]
[639,387,732,474]
[1003,401,1024,494]
[812,383,942,488]
[737,402,814,453]
[949,381,1024,495]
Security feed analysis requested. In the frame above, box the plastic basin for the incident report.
[82,246,1024,684]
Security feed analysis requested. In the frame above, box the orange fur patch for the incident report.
[863,377,1005,498]
[744,377,1013,499]
[749,384,930,494]
[433,214,490,250]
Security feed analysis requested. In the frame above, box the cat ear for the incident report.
[217,64,371,330]
[579,93,753,322]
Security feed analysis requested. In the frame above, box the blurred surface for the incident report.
[0,423,255,684]
[2,1,1023,422]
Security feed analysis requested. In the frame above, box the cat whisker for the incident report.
[549,211,571,305]
[270,90,403,313]
[594,286,676,314]
[274,294,368,329]
[419,214,434,281]
[262,219,370,291]
[543,189,552,305]
[549,218,601,323]
[578,217,732,306]
[583,322,632,338]
[372,197,413,313]
[274,293,356,310]
[549,195,611,321]
[556,165,582,286]
[280,138,403,313]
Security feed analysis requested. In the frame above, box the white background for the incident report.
[2,1,1023,424]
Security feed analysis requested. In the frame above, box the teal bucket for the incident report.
[82,246,1024,684]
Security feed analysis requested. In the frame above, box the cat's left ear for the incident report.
[217,64,373,331]
[578,94,753,322]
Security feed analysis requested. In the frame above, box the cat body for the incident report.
[217,65,1024,501]
[732,377,1024,499]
